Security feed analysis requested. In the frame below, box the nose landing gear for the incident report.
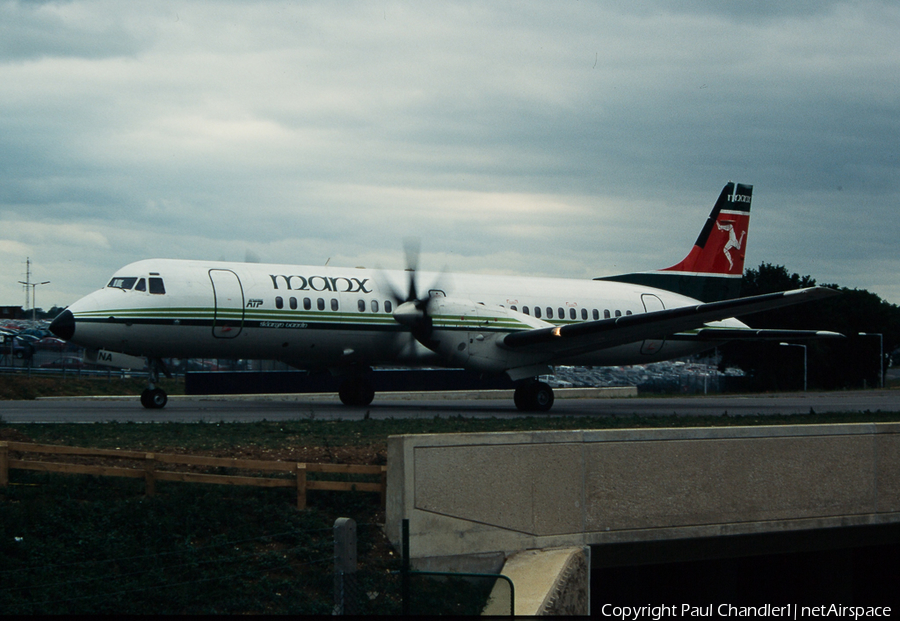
[141,358,171,409]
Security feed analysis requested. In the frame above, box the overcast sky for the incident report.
[2,1,899,311]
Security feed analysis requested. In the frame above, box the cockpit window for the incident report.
[135,278,146,292]
[149,277,166,294]
[108,277,138,290]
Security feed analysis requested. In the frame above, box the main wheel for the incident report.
[338,377,375,407]
[531,382,554,412]
[513,381,555,412]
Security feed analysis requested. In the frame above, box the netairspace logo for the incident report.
[599,604,892,620]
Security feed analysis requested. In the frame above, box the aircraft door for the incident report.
[640,294,665,355]
[209,269,245,339]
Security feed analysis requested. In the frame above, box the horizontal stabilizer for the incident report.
[689,328,844,341]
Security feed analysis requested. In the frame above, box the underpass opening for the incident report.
[590,523,900,606]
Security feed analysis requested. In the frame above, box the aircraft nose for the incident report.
[49,309,76,341]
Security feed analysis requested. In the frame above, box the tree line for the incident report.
[720,263,899,391]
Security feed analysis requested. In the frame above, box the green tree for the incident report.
[720,264,899,390]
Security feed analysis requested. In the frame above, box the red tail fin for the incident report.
[596,182,752,302]
[663,182,752,277]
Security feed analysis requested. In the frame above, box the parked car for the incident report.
[10,335,37,359]
[36,336,68,351]
[40,356,92,370]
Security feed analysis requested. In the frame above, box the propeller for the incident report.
[380,238,444,353]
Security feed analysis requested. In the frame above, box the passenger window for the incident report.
[534,307,541,318]
[510,305,517,312]
[593,309,599,320]
[385,300,393,313]
[559,307,565,319]
[581,308,587,320]
[546,307,553,319]
[135,278,146,292]
[371,300,379,313]
[331,299,339,311]
[615,310,622,317]
[523,306,530,315]
[358,299,366,312]
[275,296,284,309]
[303,298,311,311]
[604,310,611,319]
[626,310,633,316]
[290,297,298,310]
[149,278,165,294]
[317,298,325,311]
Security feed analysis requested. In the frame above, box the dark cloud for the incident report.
[0,1,143,61]
[1,1,898,305]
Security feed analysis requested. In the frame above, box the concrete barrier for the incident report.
[481,547,589,616]
[387,422,900,567]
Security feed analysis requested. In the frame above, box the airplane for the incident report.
[49,181,842,411]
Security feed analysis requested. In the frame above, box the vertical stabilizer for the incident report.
[596,182,752,302]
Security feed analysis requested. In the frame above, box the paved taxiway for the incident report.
[1,389,899,423]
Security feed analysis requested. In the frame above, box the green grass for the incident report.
[6,410,900,455]
[0,374,183,400]
[0,473,396,615]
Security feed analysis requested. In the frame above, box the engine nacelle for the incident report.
[423,297,552,375]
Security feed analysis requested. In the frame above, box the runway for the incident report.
[2,389,899,423]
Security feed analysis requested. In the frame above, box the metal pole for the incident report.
[858,333,884,389]
[333,517,358,615]
[779,343,807,391]
[18,280,50,322]
[402,518,410,616]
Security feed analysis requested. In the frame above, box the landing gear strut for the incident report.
[514,380,555,412]
[141,358,171,409]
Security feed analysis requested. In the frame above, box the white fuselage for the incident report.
[62,258,746,373]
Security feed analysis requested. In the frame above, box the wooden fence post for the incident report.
[144,453,156,496]
[0,442,8,487]
[296,463,307,510]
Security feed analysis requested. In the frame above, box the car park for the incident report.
[39,356,92,369]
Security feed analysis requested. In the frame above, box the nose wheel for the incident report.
[141,358,171,409]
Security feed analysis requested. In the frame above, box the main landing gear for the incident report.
[141,358,171,409]
[338,375,375,407]
[334,374,554,411]
[514,380,555,412]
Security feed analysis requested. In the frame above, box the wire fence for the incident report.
[0,459,392,614]
[0,479,498,616]
[1,521,337,614]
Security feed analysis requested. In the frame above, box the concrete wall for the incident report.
[386,423,900,565]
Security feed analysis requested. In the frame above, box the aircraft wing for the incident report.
[502,286,842,357]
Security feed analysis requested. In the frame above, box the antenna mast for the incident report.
[23,257,31,309]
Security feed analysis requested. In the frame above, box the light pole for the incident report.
[858,332,884,389]
[780,342,807,391]
[18,280,50,322]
